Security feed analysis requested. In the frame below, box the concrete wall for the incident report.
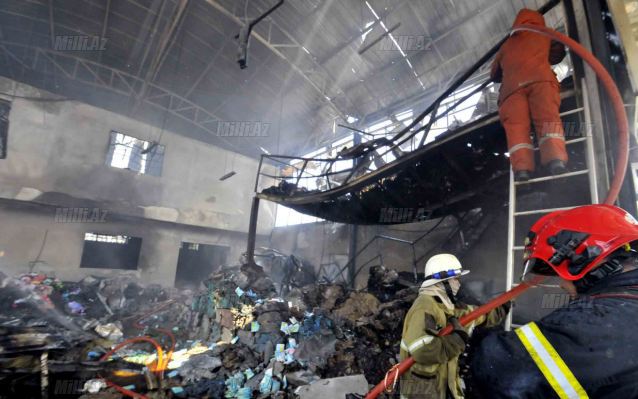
[269,217,459,289]
[269,221,352,282]
[0,77,275,234]
[0,78,275,285]
[354,219,458,288]
[0,201,269,285]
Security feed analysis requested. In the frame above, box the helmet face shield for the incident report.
[527,258,556,276]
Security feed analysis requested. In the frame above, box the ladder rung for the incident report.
[559,106,584,117]
[515,169,589,185]
[512,245,525,250]
[531,137,587,151]
[514,206,576,217]
[560,88,576,99]
[565,137,587,145]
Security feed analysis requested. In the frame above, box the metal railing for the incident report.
[254,79,498,195]
[253,0,562,199]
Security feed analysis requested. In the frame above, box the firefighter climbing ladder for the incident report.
[505,79,599,330]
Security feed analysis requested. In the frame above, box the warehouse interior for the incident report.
[2,0,638,397]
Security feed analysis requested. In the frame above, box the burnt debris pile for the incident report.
[0,263,415,398]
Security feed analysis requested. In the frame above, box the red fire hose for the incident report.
[513,24,630,206]
[98,300,178,399]
[365,23,630,399]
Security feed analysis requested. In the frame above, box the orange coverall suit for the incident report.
[491,9,568,172]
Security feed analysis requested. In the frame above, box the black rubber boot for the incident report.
[548,160,567,176]
[514,170,532,182]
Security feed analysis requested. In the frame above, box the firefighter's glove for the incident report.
[449,316,469,344]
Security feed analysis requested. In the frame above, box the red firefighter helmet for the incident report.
[524,204,638,280]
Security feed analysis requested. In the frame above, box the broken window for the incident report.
[106,131,164,176]
[80,233,142,270]
[0,99,10,159]
[174,242,229,288]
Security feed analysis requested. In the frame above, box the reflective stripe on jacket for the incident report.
[399,292,508,399]
[472,269,638,398]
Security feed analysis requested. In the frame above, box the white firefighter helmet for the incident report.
[421,253,469,287]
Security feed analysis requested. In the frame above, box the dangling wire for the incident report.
[148,3,189,159]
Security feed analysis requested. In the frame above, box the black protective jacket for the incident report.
[471,269,638,398]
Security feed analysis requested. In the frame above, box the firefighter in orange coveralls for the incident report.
[491,9,568,181]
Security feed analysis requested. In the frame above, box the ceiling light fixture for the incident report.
[219,171,237,181]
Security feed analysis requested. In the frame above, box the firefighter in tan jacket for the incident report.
[399,254,508,398]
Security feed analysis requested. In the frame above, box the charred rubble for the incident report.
[0,261,418,398]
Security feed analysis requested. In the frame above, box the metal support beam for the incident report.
[564,0,611,203]
[48,0,55,48]
[348,224,358,288]
[0,41,263,154]
[204,0,350,120]
[317,0,410,66]
[98,0,112,64]
[135,0,169,77]
[134,0,189,111]
[246,197,260,265]
[339,0,510,96]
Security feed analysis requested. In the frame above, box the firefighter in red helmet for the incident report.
[471,204,638,398]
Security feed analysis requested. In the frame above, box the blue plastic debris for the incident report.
[170,386,184,394]
[236,387,252,399]
[225,371,246,398]
[167,370,179,378]
[244,368,255,380]
[259,369,273,394]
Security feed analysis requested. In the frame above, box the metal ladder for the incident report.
[504,80,599,330]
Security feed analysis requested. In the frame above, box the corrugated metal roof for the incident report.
[0,0,565,157]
